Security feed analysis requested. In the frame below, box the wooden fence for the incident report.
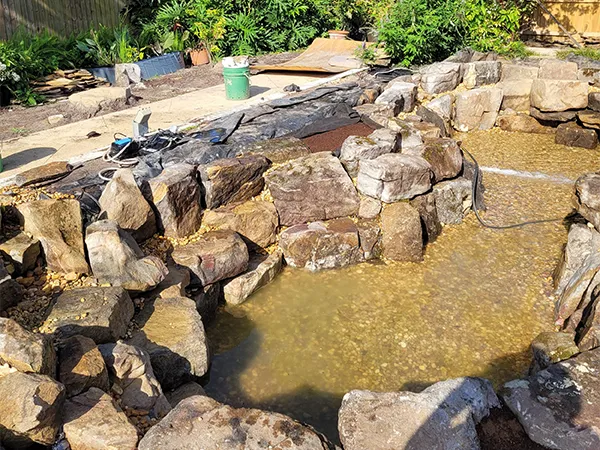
[0,0,126,41]
[524,0,600,43]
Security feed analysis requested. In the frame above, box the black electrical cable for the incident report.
[462,147,564,230]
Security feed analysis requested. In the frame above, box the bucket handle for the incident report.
[244,72,252,85]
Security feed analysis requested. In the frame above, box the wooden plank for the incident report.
[531,0,600,36]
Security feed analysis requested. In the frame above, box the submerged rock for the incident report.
[266,153,360,226]
[171,230,249,286]
[503,348,600,450]
[0,371,65,448]
[16,199,89,274]
[58,335,109,398]
[339,377,500,450]
[555,123,598,149]
[530,332,580,374]
[139,396,335,450]
[380,202,423,262]
[128,297,209,390]
[41,287,134,344]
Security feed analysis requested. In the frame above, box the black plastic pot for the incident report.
[0,86,12,107]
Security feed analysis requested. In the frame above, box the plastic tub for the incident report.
[136,52,185,80]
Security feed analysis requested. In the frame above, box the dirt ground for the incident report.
[0,52,298,142]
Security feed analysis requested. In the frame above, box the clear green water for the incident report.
[205,131,600,440]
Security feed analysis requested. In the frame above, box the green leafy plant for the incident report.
[191,7,226,59]
[354,44,378,65]
[557,47,600,61]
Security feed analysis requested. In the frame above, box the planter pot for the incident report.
[190,48,210,66]
[328,30,349,40]
[0,86,12,107]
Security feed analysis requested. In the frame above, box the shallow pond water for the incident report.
[205,130,600,440]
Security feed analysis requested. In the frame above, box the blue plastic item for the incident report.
[136,52,185,81]
[87,67,116,85]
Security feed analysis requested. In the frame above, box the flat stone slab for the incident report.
[265,153,360,226]
[69,86,131,109]
[239,137,311,163]
[556,122,598,149]
[13,161,72,187]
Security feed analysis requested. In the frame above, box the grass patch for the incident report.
[557,47,600,61]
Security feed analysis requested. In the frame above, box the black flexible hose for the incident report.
[462,147,564,230]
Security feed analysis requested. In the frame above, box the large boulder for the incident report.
[410,192,442,243]
[499,79,534,111]
[463,61,501,89]
[575,173,600,231]
[57,335,110,398]
[165,381,206,408]
[340,130,399,176]
[99,341,171,418]
[433,177,473,224]
[339,377,500,450]
[357,219,381,260]
[265,153,360,226]
[556,122,598,149]
[0,263,23,314]
[223,249,283,305]
[138,396,335,450]
[404,137,462,182]
[202,200,279,249]
[86,220,168,292]
[358,196,382,219]
[496,113,552,134]
[538,59,579,80]
[0,372,65,448]
[0,318,56,377]
[530,79,588,112]
[63,387,139,450]
[198,155,270,209]
[279,218,363,271]
[420,62,462,94]
[380,202,423,262]
[357,154,432,203]
[148,163,203,238]
[171,230,249,285]
[424,94,454,136]
[590,92,600,112]
[99,168,157,241]
[127,297,209,390]
[529,331,579,374]
[501,63,539,81]
[16,199,89,274]
[503,348,600,450]
[0,233,40,275]
[375,81,417,112]
[40,287,134,344]
[193,283,222,325]
[240,137,311,163]
[453,88,503,132]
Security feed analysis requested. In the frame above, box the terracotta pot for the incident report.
[328,30,350,40]
[190,48,210,66]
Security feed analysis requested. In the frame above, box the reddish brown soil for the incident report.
[0,52,299,142]
[302,122,375,153]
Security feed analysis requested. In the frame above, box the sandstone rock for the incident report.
[590,92,600,112]
[539,59,579,80]
[240,137,311,163]
[386,119,425,152]
[578,110,600,130]
[193,283,222,324]
[530,79,588,112]
[463,61,501,88]
[501,63,539,81]
[128,297,209,390]
[202,200,278,249]
[357,153,432,203]
[16,199,89,274]
[496,113,553,134]
[380,202,423,262]
[47,114,64,125]
[530,106,578,123]
[578,298,600,351]
[165,381,206,408]
[417,98,452,137]
[153,263,190,299]
[454,88,503,132]
[340,130,399,176]
[279,218,363,271]
[0,318,55,376]
[404,137,462,182]
[530,331,579,374]
[434,177,473,224]
[148,163,203,238]
[41,287,134,344]
[265,153,360,226]
[358,196,381,219]
[357,219,381,260]
[13,161,72,188]
[198,155,269,209]
[575,174,600,231]
[171,230,249,285]
[139,396,335,450]
[99,341,171,418]
[375,81,417,112]
[503,348,600,450]
[0,233,40,275]
[420,62,462,94]
[427,94,454,125]
[99,168,157,241]
[354,103,400,128]
[0,372,65,448]
[411,192,442,243]
[556,122,598,149]
[339,377,500,450]
[86,220,168,292]
[69,86,131,109]
[58,335,109,397]
[223,250,283,305]
[63,387,139,450]
[499,79,533,111]
[0,264,23,313]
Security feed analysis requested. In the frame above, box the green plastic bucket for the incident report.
[223,65,250,101]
